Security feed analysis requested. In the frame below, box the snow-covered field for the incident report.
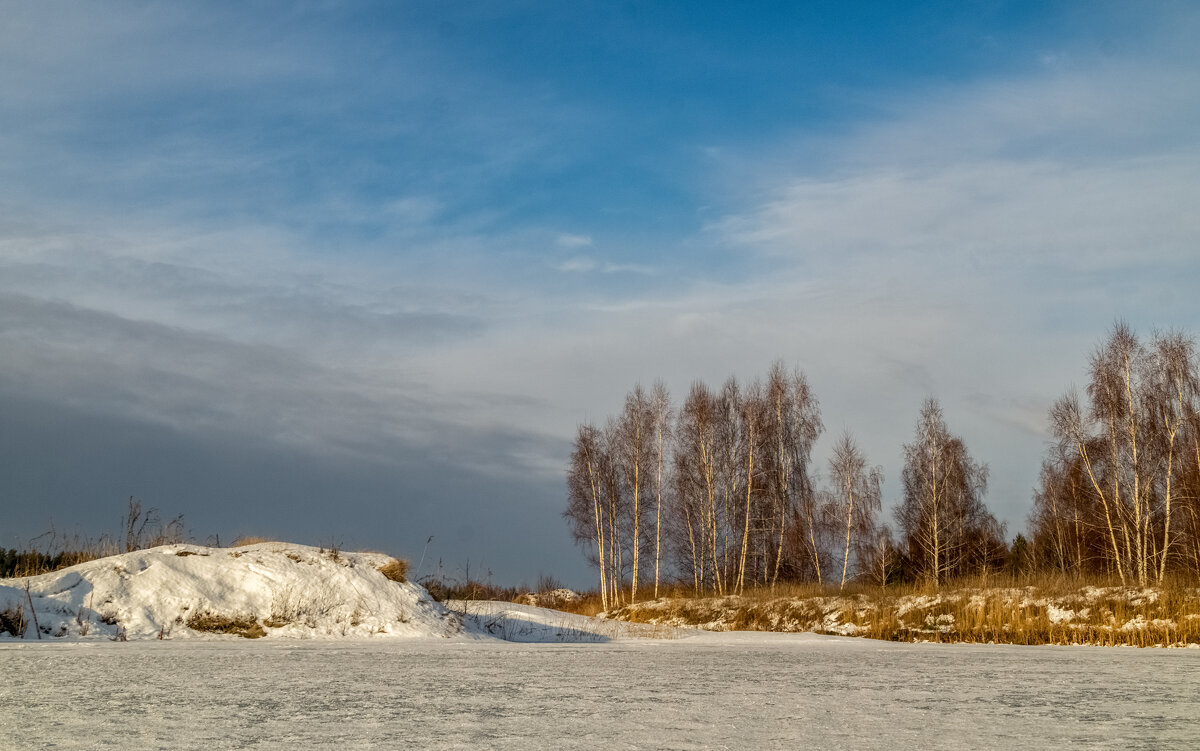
[2,633,1199,749]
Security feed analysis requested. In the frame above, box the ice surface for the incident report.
[2,633,1198,749]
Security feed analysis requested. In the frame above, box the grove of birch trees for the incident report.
[1034,323,1200,584]
[566,362,1003,603]
[568,323,1200,597]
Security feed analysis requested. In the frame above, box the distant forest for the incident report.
[566,323,1200,608]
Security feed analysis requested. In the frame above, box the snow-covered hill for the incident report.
[0,543,461,640]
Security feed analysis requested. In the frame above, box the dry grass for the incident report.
[377,558,409,583]
[419,577,522,603]
[555,595,611,618]
[232,536,275,546]
[598,575,1200,647]
[2,547,112,578]
[185,610,266,638]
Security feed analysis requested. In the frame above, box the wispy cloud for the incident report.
[555,233,593,248]
[556,256,598,273]
[715,61,1200,273]
[555,255,655,275]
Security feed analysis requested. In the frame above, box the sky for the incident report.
[2,1,1199,588]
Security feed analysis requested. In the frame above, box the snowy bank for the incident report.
[0,543,461,641]
[448,600,686,642]
[609,585,1200,647]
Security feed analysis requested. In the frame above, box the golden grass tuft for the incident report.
[377,558,409,583]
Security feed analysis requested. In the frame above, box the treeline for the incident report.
[0,549,97,579]
[1033,323,1200,585]
[567,323,1200,603]
[565,362,1005,608]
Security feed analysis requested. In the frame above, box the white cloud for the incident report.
[714,58,1200,276]
[716,155,1200,272]
[555,255,655,275]
[600,262,655,275]
[557,256,598,272]
[555,233,593,248]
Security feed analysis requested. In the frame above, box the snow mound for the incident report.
[0,543,461,641]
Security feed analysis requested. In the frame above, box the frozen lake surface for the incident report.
[3,632,1199,749]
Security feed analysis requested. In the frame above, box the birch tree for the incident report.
[1148,331,1197,582]
[735,379,766,594]
[617,385,654,603]
[1028,446,1090,574]
[763,362,822,587]
[896,398,993,586]
[564,423,611,609]
[650,380,672,599]
[675,381,721,592]
[827,431,883,590]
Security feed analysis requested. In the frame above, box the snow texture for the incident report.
[0,543,461,640]
[2,634,1199,749]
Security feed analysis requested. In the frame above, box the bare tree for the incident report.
[1049,390,1129,582]
[712,377,743,595]
[1089,323,1151,584]
[601,419,628,606]
[1148,330,1198,582]
[827,431,883,590]
[762,362,822,587]
[617,385,655,603]
[896,398,993,586]
[564,423,611,609]
[735,379,766,594]
[675,381,721,592]
[861,525,899,586]
[1028,444,1091,575]
[650,380,672,599]
[1044,323,1200,585]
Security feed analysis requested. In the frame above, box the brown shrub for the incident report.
[0,604,27,637]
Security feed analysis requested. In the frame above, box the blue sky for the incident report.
[2,1,1198,586]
